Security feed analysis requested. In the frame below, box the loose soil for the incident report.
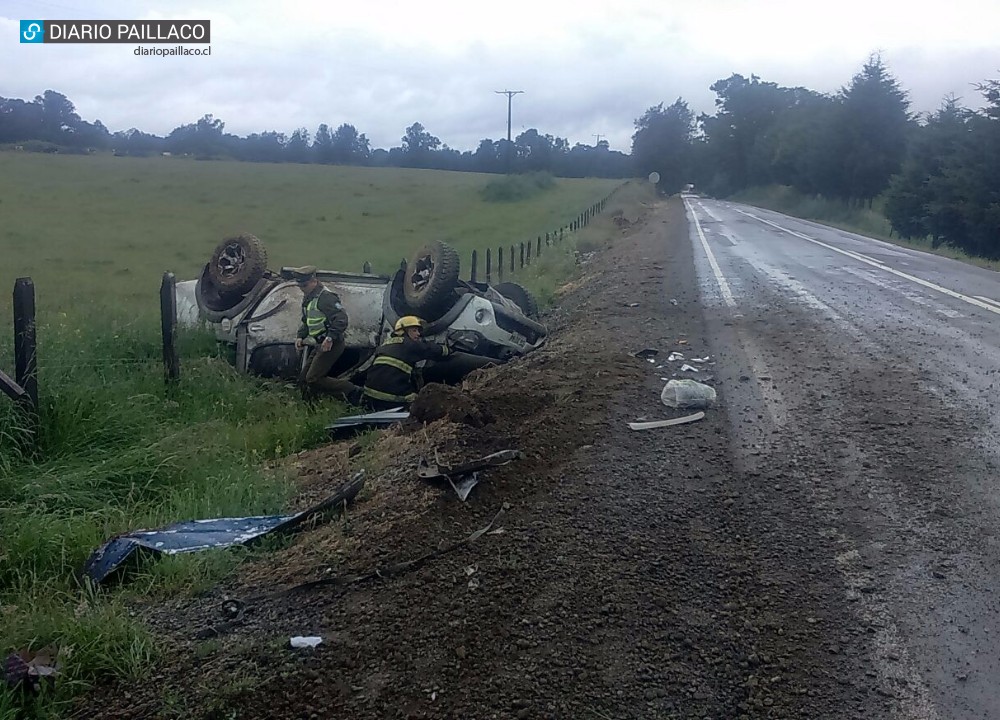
[75,198,893,719]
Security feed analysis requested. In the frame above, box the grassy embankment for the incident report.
[0,152,628,717]
[732,185,1000,272]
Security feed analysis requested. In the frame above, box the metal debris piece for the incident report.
[327,408,408,439]
[418,450,522,501]
[84,473,366,583]
[628,411,706,431]
[449,472,480,501]
[3,646,59,692]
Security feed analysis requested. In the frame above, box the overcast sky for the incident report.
[2,0,998,152]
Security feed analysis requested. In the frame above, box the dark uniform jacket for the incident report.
[297,285,349,341]
[363,334,450,404]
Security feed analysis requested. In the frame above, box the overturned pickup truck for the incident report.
[175,235,547,386]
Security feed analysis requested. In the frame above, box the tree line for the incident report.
[0,90,629,178]
[630,55,1000,259]
[6,65,1000,259]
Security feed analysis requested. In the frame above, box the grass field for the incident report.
[0,152,634,718]
[0,153,620,322]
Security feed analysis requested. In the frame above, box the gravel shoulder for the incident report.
[79,197,904,720]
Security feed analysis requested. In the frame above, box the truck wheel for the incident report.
[209,234,267,296]
[495,282,540,319]
[403,241,461,318]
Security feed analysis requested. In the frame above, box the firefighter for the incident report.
[290,265,363,404]
[362,316,451,410]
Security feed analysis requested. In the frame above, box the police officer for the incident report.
[290,265,363,403]
[362,316,451,410]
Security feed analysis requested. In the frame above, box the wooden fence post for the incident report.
[498,247,504,281]
[511,245,516,273]
[470,250,478,283]
[486,248,492,283]
[13,277,38,412]
[537,236,542,256]
[363,261,372,274]
[526,240,532,266]
[519,242,525,269]
[545,231,550,246]
[160,272,180,383]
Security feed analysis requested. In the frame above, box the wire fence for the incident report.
[465,183,626,284]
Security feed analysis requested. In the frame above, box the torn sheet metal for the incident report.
[418,450,522,501]
[84,473,366,583]
[327,408,408,439]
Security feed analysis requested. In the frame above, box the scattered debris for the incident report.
[628,411,705,431]
[680,364,700,373]
[290,636,323,649]
[677,339,689,346]
[3,647,59,692]
[690,357,710,363]
[661,379,717,410]
[84,473,366,583]
[667,352,685,362]
[327,408,409,439]
[670,298,678,306]
[418,450,523,501]
[624,302,640,308]
[633,348,659,362]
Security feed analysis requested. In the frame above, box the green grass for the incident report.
[0,153,620,323]
[0,153,626,717]
[732,185,1000,272]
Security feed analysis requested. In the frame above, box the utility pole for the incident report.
[593,134,605,146]
[495,89,524,174]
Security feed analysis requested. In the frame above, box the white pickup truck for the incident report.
[175,236,547,385]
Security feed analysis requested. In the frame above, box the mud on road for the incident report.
[81,197,950,719]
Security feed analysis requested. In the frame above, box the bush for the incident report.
[480,172,556,202]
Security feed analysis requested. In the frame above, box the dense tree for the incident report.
[400,122,441,167]
[330,123,370,164]
[313,123,333,163]
[631,98,695,193]
[285,127,311,163]
[837,54,912,205]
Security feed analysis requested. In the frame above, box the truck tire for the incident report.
[495,282,540,319]
[209,234,267,296]
[403,240,461,318]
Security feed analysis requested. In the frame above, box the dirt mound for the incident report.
[409,382,493,427]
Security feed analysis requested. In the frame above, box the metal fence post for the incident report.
[160,272,180,383]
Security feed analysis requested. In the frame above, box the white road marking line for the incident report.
[698,202,722,222]
[839,266,965,319]
[974,295,1000,309]
[685,199,736,308]
[736,208,1000,317]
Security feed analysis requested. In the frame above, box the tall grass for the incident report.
[0,155,632,716]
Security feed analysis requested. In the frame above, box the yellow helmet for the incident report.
[394,315,424,333]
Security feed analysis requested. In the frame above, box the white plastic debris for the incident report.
[629,411,705,431]
[680,364,700,372]
[667,352,685,362]
[661,379,717,409]
[691,357,710,363]
[290,636,323,648]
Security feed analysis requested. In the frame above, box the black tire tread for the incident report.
[495,282,540,319]
[209,234,268,296]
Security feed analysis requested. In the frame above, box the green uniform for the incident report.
[298,285,359,402]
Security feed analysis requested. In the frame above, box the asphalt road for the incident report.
[683,196,1000,719]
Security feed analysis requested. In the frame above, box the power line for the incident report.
[494,89,524,174]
